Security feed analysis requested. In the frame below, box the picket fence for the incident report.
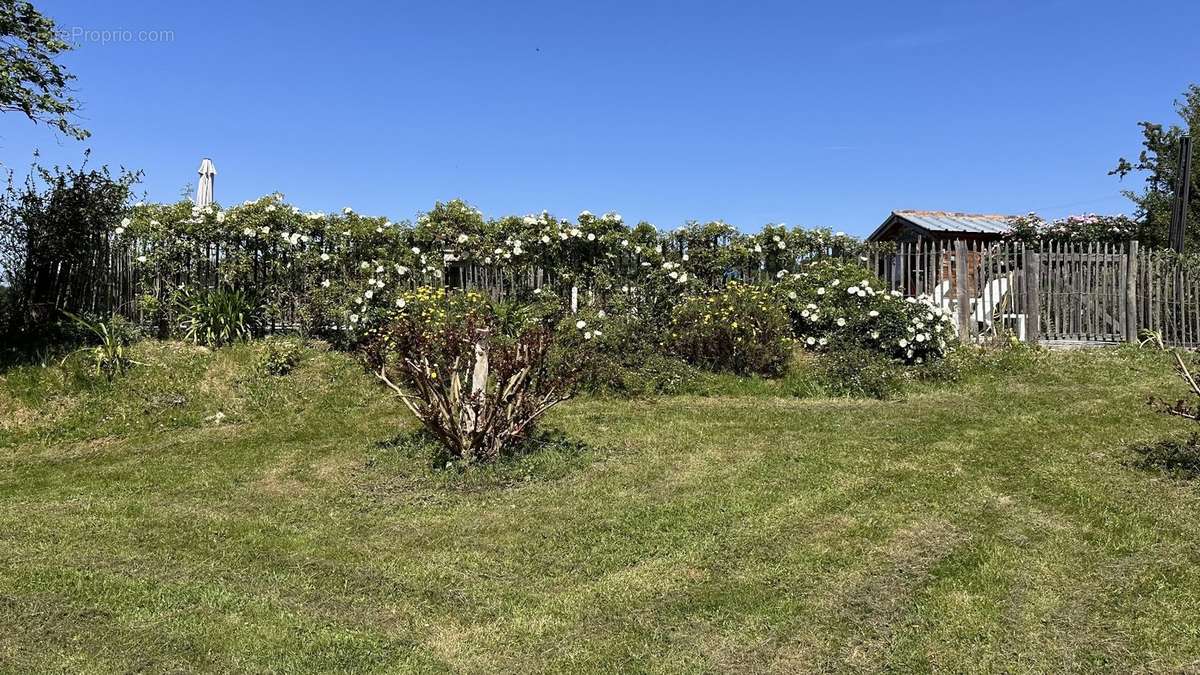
[72,238,1200,347]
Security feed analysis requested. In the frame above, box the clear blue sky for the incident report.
[2,0,1198,236]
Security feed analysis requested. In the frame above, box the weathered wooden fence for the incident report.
[860,240,1200,346]
[77,236,1200,347]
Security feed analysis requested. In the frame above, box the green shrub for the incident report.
[257,338,304,376]
[811,346,906,399]
[668,283,793,376]
[176,288,262,347]
[554,305,697,396]
[775,259,954,364]
[1129,434,1200,481]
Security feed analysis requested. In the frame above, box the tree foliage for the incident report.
[1111,84,1200,250]
[0,0,88,139]
[0,153,141,330]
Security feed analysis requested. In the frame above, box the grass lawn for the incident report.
[2,342,1200,672]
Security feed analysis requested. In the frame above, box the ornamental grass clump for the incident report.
[668,283,792,376]
[363,287,577,464]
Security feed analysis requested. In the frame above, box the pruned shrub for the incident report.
[668,282,793,376]
[362,287,577,464]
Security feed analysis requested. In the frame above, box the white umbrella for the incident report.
[196,158,216,207]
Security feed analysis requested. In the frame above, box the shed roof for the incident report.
[867,210,1014,241]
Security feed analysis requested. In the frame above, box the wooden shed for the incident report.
[866,210,1013,244]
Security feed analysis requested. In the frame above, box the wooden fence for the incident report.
[71,237,1200,347]
[859,240,1200,346]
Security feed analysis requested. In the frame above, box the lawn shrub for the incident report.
[556,303,700,396]
[362,287,578,464]
[257,337,304,376]
[668,282,793,376]
[811,346,906,399]
[775,259,954,364]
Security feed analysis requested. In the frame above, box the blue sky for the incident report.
[1,0,1197,236]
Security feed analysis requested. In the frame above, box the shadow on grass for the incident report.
[360,427,608,495]
[1126,433,1200,482]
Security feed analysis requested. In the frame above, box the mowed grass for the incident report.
[2,342,1200,673]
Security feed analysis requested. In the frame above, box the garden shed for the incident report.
[866,210,1013,244]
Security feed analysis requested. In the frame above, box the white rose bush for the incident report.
[774,259,954,365]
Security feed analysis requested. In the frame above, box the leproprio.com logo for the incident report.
[61,27,175,44]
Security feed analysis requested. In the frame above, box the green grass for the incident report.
[2,341,1200,672]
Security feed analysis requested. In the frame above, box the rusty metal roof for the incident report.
[868,210,1014,241]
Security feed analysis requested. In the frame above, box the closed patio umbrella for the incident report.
[196,158,216,207]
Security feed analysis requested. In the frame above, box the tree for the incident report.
[0,152,140,331]
[1111,84,1200,250]
[0,0,88,139]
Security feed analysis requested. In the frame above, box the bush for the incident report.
[362,287,578,464]
[257,337,304,376]
[555,305,698,396]
[775,259,954,364]
[176,288,263,347]
[668,283,793,376]
[0,155,141,331]
[812,346,906,399]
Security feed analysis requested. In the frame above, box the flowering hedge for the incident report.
[111,195,882,337]
[774,260,953,364]
[1004,213,1139,243]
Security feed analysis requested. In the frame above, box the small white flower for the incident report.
[396,298,406,308]
[457,233,469,243]
[817,287,826,295]
[805,336,816,345]
[321,253,331,261]
[899,338,909,348]
[584,331,593,340]
[343,207,354,214]
[587,233,596,241]
[576,320,587,329]
[411,246,421,255]
[321,279,331,288]
[136,255,147,263]
[350,313,359,323]
[836,317,846,327]
[868,310,879,317]
[120,217,131,227]
[114,227,125,235]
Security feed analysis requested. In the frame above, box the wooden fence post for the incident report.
[1024,249,1041,344]
[954,239,972,340]
[1125,240,1139,342]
